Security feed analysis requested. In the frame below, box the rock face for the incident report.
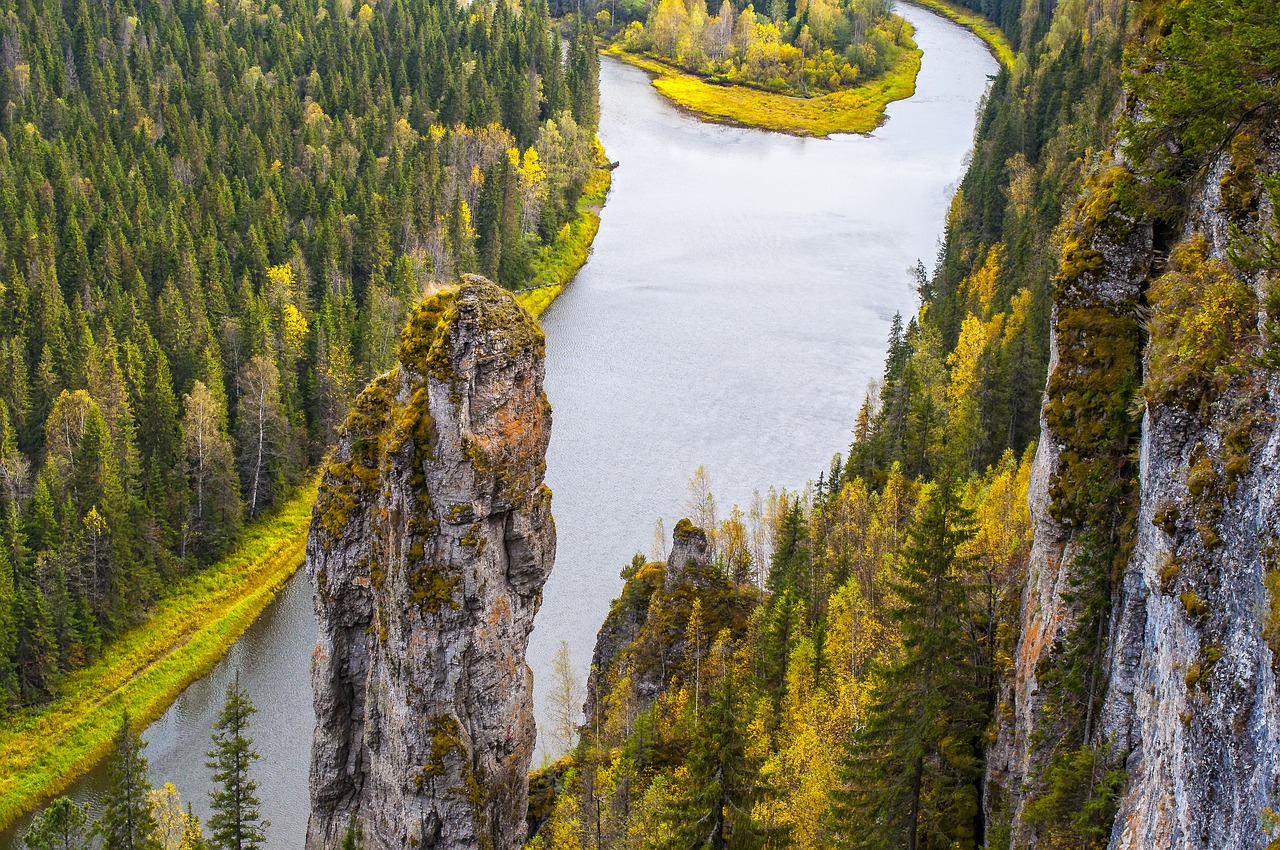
[989,127,1280,846]
[1093,150,1280,850]
[663,519,712,592]
[306,277,555,850]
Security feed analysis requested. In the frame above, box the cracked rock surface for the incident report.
[306,277,554,850]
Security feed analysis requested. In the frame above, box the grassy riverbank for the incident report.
[903,0,1015,68]
[515,139,613,319]
[601,30,921,137]
[1,135,611,822]
[0,484,315,833]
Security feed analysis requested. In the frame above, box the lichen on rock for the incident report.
[307,276,555,850]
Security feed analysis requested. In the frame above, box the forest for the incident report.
[0,0,601,710]
[612,0,912,95]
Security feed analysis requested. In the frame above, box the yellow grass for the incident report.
[602,32,922,137]
[902,0,1015,68]
[0,483,316,833]
[515,138,613,319]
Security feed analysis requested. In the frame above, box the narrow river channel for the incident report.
[1,5,995,846]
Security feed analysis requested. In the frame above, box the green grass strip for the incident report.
[602,28,922,138]
[516,138,613,319]
[902,0,1015,68]
[0,482,316,833]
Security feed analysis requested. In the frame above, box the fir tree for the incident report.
[663,659,777,850]
[97,715,161,850]
[21,796,91,850]
[207,674,267,850]
[834,480,985,850]
[14,576,58,699]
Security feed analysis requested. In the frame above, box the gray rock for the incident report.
[664,519,712,592]
[306,277,555,850]
[991,130,1280,849]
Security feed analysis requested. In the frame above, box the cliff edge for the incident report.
[989,53,1280,850]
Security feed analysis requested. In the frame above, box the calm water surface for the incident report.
[2,6,995,846]
[529,3,995,757]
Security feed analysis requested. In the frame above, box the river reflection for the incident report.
[1,5,995,846]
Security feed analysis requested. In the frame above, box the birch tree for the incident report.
[182,382,241,561]
[235,357,286,518]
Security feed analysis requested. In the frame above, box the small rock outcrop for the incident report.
[306,277,555,850]
[663,518,712,591]
[584,519,753,733]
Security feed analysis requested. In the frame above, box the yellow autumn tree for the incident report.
[148,783,205,850]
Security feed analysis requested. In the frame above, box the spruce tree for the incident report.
[663,661,778,850]
[14,577,58,699]
[21,796,91,850]
[207,674,267,850]
[97,715,161,850]
[833,480,985,850]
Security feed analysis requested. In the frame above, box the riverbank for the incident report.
[902,0,1014,67]
[0,484,315,833]
[515,139,613,319]
[0,141,609,830]
[599,29,921,137]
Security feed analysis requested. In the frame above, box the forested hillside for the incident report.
[0,0,599,710]
[527,0,1176,847]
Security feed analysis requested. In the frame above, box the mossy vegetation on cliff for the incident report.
[309,277,553,850]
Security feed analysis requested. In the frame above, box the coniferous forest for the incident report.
[6,0,1280,844]
[0,0,600,708]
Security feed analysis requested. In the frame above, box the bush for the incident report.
[1146,236,1257,408]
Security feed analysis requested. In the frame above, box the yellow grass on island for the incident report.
[901,0,1015,68]
[0,483,315,833]
[602,31,922,138]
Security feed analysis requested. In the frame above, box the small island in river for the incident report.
[599,0,1013,136]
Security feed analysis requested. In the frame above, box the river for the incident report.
[1,5,995,846]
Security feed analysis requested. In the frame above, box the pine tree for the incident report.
[834,480,985,850]
[21,796,91,850]
[207,674,267,850]
[97,716,161,850]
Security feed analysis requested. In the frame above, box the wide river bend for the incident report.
[1,6,996,846]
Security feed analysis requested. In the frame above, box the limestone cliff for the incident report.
[989,62,1280,850]
[306,277,555,850]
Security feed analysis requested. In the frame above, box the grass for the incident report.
[901,0,1015,68]
[514,138,613,319]
[602,31,922,137]
[0,482,316,833]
